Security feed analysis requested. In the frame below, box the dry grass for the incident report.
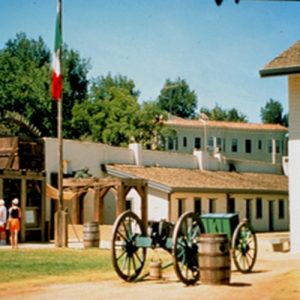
[0,247,173,291]
[0,248,114,290]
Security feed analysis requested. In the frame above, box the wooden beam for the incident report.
[116,183,125,218]
[20,178,26,242]
[71,192,80,224]
[41,178,46,241]
[0,178,3,198]
[140,184,148,232]
[93,188,99,223]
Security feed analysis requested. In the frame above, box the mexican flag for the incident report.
[51,0,62,101]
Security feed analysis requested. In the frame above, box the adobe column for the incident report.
[288,75,300,253]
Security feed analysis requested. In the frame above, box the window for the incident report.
[208,199,216,213]
[258,140,262,150]
[216,137,222,152]
[194,137,201,150]
[126,198,132,211]
[278,199,285,219]
[168,137,174,150]
[174,137,178,151]
[276,140,281,154]
[245,139,252,153]
[268,140,272,153]
[231,139,238,152]
[245,199,252,221]
[208,137,214,148]
[227,197,235,213]
[268,140,281,154]
[194,198,202,214]
[178,199,185,217]
[256,198,263,219]
[183,137,187,147]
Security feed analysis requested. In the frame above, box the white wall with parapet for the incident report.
[288,75,300,253]
[193,150,225,171]
[45,138,281,178]
[129,143,143,166]
[142,148,198,169]
[44,138,135,178]
[226,159,282,174]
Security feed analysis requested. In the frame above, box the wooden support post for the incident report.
[54,210,68,247]
[0,178,3,198]
[116,183,125,218]
[94,188,100,223]
[20,178,26,242]
[140,184,148,233]
[41,178,46,241]
[71,192,80,224]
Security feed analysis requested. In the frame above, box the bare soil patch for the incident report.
[1,233,300,300]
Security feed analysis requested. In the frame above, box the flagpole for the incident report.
[57,0,63,214]
[53,0,67,247]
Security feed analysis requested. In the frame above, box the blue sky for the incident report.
[0,0,299,122]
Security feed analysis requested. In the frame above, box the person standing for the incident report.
[8,198,21,249]
[0,199,7,245]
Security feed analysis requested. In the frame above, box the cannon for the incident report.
[111,210,257,285]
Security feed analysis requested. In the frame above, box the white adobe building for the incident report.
[44,137,288,234]
[164,116,288,170]
[260,40,300,253]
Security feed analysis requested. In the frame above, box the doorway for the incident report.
[268,200,274,232]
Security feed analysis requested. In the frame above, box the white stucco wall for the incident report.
[170,192,289,232]
[126,187,169,222]
[169,124,287,165]
[288,75,300,253]
[142,149,198,169]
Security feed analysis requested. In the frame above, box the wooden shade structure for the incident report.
[63,177,148,230]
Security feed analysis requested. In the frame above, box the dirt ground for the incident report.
[2,233,300,300]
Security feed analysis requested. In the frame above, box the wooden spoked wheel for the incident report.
[172,211,202,285]
[111,211,147,281]
[231,219,257,273]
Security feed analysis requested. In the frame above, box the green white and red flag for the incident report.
[51,0,62,101]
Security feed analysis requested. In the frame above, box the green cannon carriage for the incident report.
[111,210,257,285]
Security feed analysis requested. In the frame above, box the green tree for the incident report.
[61,46,90,138]
[72,74,141,146]
[134,101,166,149]
[200,105,247,122]
[0,33,89,138]
[260,98,288,126]
[157,78,197,119]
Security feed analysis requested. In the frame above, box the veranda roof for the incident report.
[107,164,288,195]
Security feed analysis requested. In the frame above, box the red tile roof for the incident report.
[165,118,287,132]
[260,40,300,77]
[107,164,288,194]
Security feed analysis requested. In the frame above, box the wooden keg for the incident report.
[83,222,100,248]
[199,233,230,285]
[149,260,162,280]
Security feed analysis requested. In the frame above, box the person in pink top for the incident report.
[0,199,7,245]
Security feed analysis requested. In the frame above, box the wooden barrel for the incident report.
[199,233,230,285]
[83,222,100,248]
[149,260,162,280]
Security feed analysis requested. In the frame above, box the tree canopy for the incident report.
[200,104,248,122]
[2,32,281,150]
[72,74,168,148]
[0,33,89,138]
[260,98,288,127]
[157,78,197,119]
